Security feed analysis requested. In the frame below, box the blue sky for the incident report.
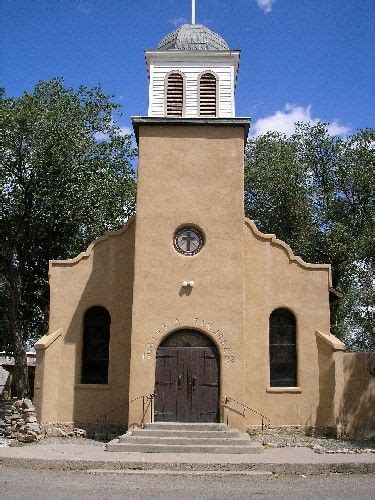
[2,0,374,137]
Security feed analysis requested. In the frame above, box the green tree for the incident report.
[0,79,136,396]
[245,123,374,351]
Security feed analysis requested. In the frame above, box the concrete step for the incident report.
[118,435,250,446]
[106,422,262,454]
[143,422,228,431]
[106,440,263,454]
[131,428,241,439]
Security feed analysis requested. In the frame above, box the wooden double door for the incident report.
[154,331,220,423]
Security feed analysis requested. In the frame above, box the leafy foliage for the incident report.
[245,124,374,351]
[0,79,136,393]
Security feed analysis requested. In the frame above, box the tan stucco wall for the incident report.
[34,120,373,437]
[128,124,247,429]
[34,219,136,425]
[339,353,375,437]
[34,329,63,422]
[241,220,332,429]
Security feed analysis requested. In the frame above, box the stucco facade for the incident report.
[34,120,374,436]
[34,23,374,438]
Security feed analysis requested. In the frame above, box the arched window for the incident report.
[81,306,111,384]
[198,72,218,117]
[269,309,297,387]
[165,72,184,117]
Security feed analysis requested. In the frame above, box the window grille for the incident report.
[166,72,184,117]
[81,306,111,384]
[199,72,217,117]
[269,309,297,387]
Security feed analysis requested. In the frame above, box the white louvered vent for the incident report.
[199,73,217,117]
[166,72,184,117]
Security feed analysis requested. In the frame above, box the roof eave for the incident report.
[131,116,251,148]
[145,49,241,78]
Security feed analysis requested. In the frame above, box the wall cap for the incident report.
[34,328,63,350]
[315,329,346,351]
[266,387,302,394]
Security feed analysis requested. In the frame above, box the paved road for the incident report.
[0,467,374,499]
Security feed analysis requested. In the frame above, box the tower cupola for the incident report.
[146,24,240,118]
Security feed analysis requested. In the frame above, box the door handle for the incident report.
[177,374,182,390]
[192,376,196,390]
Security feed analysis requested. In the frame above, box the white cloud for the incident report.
[94,125,132,142]
[251,104,350,137]
[118,126,132,137]
[94,131,108,142]
[256,0,276,14]
[327,121,351,137]
[170,17,187,27]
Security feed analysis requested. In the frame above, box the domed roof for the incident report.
[157,24,229,51]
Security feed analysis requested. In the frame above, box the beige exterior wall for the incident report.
[34,329,63,422]
[241,220,332,429]
[34,120,374,437]
[35,220,136,425]
[128,124,247,430]
[339,352,375,437]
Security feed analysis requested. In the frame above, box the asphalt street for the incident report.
[0,467,374,499]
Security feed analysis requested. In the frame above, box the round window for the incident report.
[174,227,204,256]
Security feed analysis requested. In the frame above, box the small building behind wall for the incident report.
[0,352,36,400]
[33,23,374,438]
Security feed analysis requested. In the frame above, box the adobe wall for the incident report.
[339,352,375,437]
[33,121,373,436]
[34,219,136,425]
[242,219,332,430]
[128,123,248,430]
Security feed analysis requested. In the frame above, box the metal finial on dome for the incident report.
[192,0,196,25]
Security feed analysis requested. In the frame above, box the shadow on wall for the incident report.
[339,352,375,438]
[62,220,136,428]
[315,335,336,434]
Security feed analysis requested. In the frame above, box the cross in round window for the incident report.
[174,227,204,256]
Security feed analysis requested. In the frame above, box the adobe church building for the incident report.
[34,24,374,438]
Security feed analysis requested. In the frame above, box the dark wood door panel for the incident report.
[154,348,177,421]
[197,347,220,422]
[155,345,219,423]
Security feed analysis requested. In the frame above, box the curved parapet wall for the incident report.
[40,216,136,426]
[49,215,135,270]
[242,217,333,430]
[244,218,332,288]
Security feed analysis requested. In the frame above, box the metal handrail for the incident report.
[222,396,270,432]
[97,393,155,427]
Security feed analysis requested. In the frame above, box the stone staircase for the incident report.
[106,422,262,454]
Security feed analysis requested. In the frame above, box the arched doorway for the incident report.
[154,330,220,423]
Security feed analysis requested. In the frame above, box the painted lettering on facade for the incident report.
[142,317,235,362]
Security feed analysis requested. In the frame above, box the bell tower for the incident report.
[146,24,240,118]
[129,22,250,429]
